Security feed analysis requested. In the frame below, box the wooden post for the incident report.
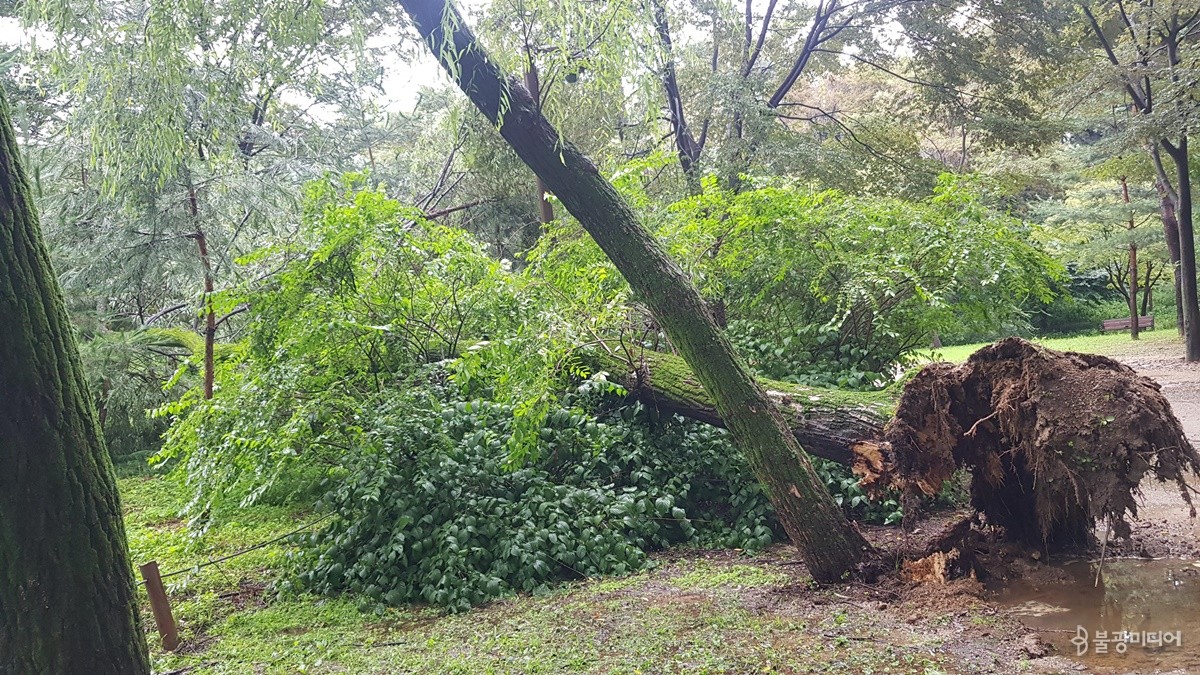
[139,561,179,651]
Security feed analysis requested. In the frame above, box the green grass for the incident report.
[669,560,789,590]
[122,477,964,674]
[911,329,1182,364]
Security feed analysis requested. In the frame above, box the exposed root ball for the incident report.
[877,338,1200,549]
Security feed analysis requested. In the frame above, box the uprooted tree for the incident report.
[397,0,873,581]
[398,0,1200,575]
[592,338,1200,550]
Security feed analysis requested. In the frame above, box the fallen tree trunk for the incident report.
[587,347,895,470]
[591,338,1200,550]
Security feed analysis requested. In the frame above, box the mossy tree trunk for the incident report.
[0,92,151,673]
[398,0,872,581]
[587,347,895,469]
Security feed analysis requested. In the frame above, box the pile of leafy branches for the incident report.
[284,381,903,611]
[284,385,782,611]
[147,174,1041,609]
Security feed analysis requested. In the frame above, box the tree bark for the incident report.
[185,186,216,399]
[1163,135,1200,360]
[1121,177,1139,339]
[1143,260,1159,317]
[648,0,704,183]
[0,92,151,673]
[522,57,555,224]
[1153,174,1184,333]
[1129,242,1140,338]
[398,0,872,580]
[587,347,894,469]
[1161,30,1200,358]
[190,228,216,399]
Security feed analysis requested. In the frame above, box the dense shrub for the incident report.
[288,388,780,611]
[287,386,903,611]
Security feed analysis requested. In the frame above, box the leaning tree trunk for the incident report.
[397,0,871,581]
[0,93,151,672]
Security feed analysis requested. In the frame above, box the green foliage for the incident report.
[149,178,925,612]
[152,177,527,522]
[534,172,1059,387]
[678,176,1057,384]
[76,327,196,462]
[813,459,903,526]
[289,391,784,611]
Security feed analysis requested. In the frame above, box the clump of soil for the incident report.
[876,337,1200,550]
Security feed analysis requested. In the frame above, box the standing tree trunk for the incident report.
[1162,136,1200,360]
[0,93,150,673]
[1129,241,1140,338]
[397,0,871,580]
[1153,174,1184,333]
[185,185,216,399]
[648,0,704,186]
[191,229,216,399]
[1121,177,1139,339]
[1143,260,1159,317]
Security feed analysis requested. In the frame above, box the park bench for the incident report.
[1101,315,1154,331]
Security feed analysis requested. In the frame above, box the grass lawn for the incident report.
[123,477,987,674]
[911,328,1182,364]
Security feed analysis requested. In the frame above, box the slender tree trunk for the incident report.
[1143,260,1155,317]
[523,56,554,224]
[1121,177,1139,339]
[185,183,215,399]
[1154,175,1184,333]
[1129,242,1140,338]
[648,0,703,186]
[1163,136,1200,360]
[398,0,871,580]
[0,92,150,673]
[188,227,216,399]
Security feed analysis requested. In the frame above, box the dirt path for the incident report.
[1103,336,1200,560]
[1109,336,1200,440]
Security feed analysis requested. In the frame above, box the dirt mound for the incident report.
[875,337,1200,549]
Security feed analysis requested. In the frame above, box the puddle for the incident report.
[993,558,1200,672]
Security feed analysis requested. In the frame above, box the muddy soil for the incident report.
[987,336,1200,674]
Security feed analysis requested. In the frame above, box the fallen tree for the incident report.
[399,0,871,582]
[590,338,1200,550]
[588,346,896,469]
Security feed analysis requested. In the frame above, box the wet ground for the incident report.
[995,559,1200,674]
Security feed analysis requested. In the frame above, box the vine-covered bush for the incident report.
[288,387,780,611]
